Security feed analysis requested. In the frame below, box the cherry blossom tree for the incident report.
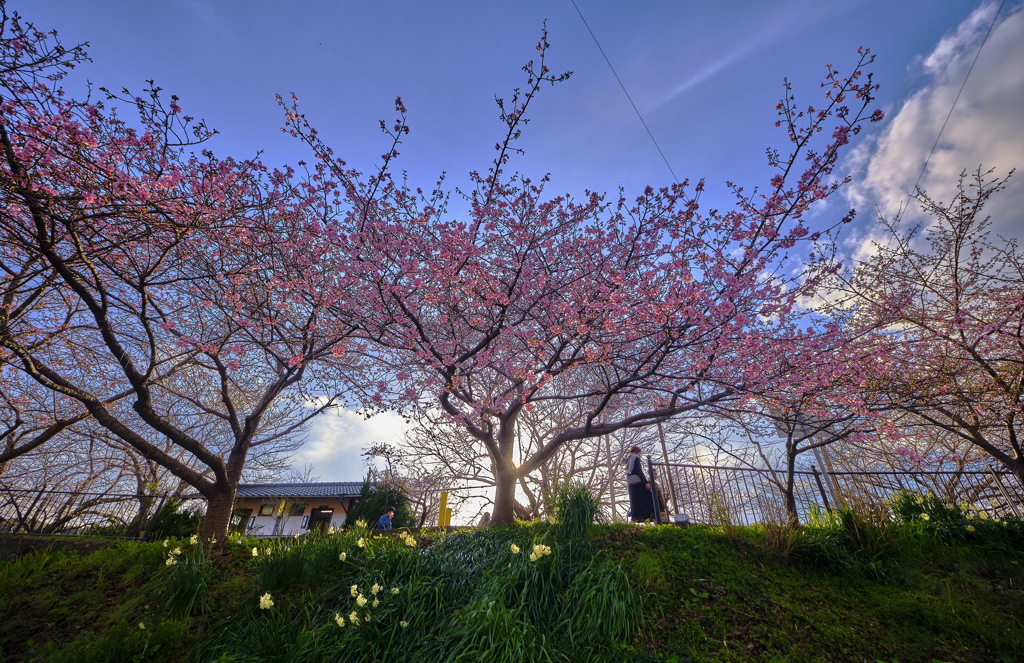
[0,7,368,538]
[831,169,1023,484]
[285,31,884,524]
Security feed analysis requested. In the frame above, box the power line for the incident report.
[570,0,680,184]
[894,0,1006,226]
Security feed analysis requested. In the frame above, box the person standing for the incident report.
[625,446,655,522]
[377,506,395,530]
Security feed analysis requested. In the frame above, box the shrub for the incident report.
[346,480,416,529]
[146,498,202,540]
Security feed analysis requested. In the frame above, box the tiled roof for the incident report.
[235,482,364,499]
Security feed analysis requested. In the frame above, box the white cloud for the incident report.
[292,408,408,482]
[844,1,1024,259]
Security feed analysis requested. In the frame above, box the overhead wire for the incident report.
[570,0,680,184]
[571,0,1005,259]
[891,0,1006,228]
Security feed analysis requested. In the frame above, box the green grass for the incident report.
[0,513,1022,662]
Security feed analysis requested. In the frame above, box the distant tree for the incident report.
[399,400,649,522]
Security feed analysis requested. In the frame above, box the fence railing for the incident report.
[0,485,166,540]
[653,462,1024,526]
[6,464,1021,539]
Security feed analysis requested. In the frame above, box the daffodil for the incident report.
[355,519,367,528]
[391,587,400,595]
[350,584,359,597]
[357,537,366,548]
[399,620,409,628]
[339,552,347,561]
[967,525,976,532]
[259,592,274,610]
[138,622,145,630]
[920,513,930,521]
[252,547,259,557]
[510,543,520,554]
[371,583,381,595]
[529,544,552,561]
[165,556,178,566]
[349,611,360,625]
[356,594,368,607]
[189,534,199,545]
[334,613,345,627]
[372,598,380,608]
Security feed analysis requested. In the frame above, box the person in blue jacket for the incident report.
[377,506,396,530]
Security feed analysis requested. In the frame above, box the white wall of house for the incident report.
[234,498,354,537]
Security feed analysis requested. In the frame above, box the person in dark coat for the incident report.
[625,446,656,522]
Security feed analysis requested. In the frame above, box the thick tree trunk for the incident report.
[200,446,250,541]
[491,462,519,525]
[201,487,238,541]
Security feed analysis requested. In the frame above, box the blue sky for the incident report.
[16,0,1024,481]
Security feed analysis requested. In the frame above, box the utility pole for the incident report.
[606,433,617,522]
[656,421,680,515]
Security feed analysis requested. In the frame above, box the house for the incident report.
[229,482,364,537]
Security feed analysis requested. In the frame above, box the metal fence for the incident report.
[655,462,1024,526]
[0,485,166,540]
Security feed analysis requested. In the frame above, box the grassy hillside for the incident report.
[1,501,1022,662]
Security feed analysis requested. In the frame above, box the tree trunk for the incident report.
[1006,457,1024,494]
[784,445,800,529]
[491,461,519,525]
[200,445,251,541]
[783,483,800,529]
[201,486,238,541]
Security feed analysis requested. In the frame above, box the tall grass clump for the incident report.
[553,483,600,541]
[562,556,646,656]
[788,507,906,582]
[154,536,213,618]
[443,595,557,663]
